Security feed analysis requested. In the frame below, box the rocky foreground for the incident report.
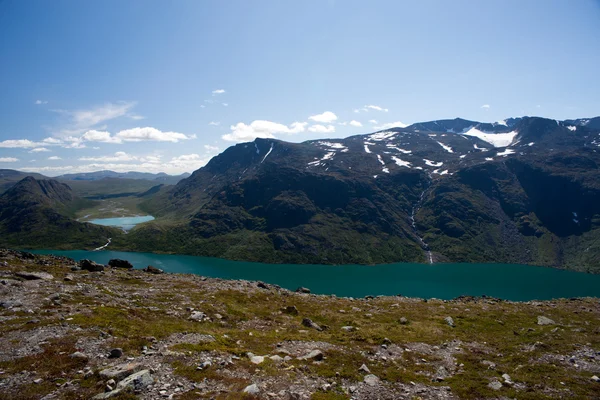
[0,250,599,400]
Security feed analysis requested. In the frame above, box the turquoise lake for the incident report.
[88,216,155,231]
[30,249,600,301]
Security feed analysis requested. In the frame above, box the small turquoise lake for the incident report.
[30,249,600,301]
[88,216,155,231]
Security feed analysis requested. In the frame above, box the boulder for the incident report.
[302,318,323,331]
[108,348,123,359]
[341,326,356,332]
[358,364,371,374]
[488,380,502,390]
[537,316,555,325]
[250,355,265,364]
[283,305,299,315]
[142,265,163,274]
[298,350,323,361]
[189,311,207,322]
[108,259,133,269]
[243,384,260,395]
[444,316,455,327]
[79,259,104,272]
[295,287,311,294]
[93,370,153,399]
[15,271,53,280]
[99,363,142,380]
[363,374,380,386]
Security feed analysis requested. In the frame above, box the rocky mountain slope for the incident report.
[0,250,599,399]
[132,116,600,271]
[0,177,120,250]
[0,169,46,194]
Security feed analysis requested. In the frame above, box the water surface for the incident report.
[88,216,155,231]
[30,249,600,301]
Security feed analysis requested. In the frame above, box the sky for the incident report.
[0,0,599,176]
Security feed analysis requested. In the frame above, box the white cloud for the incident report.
[82,130,122,143]
[223,120,307,142]
[373,121,408,130]
[355,105,389,113]
[200,105,206,108]
[349,120,362,127]
[308,111,338,123]
[369,119,378,124]
[204,144,219,152]
[69,102,136,128]
[0,157,18,162]
[212,89,226,95]
[42,137,62,144]
[29,147,51,153]
[115,127,195,143]
[481,104,490,109]
[128,114,145,120]
[48,156,62,160]
[208,121,220,126]
[79,151,137,162]
[308,124,336,133]
[0,139,42,148]
[222,103,228,107]
[35,100,48,105]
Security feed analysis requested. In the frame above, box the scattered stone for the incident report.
[257,281,268,289]
[481,360,496,370]
[502,373,513,384]
[79,259,104,272]
[283,305,299,315]
[269,355,283,363]
[197,361,211,370]
[34,378,43,384]
[94,370,153,399]
[16,271,53,280]
[488,380,503,390]
[433,366,449,382]
[399,317,408,325]
[537,316,556,325]
[189,311,207,322]
[108,348,123,359]
[301,318,323,331]
[243,384,260,395]
[341,326,355,332]
[70,351,88,361]
[382,338,392,345]
[444,316,455,327]
[250,356,265,364]
[99,363,142,380]
[142,265,163,274]
[358,364,371,374]
[64,274,74,281]
[295,287,310,294]
[108,259,133,269]
[298,350,324,361]
[363,374,380,386]
[591,375,600,382]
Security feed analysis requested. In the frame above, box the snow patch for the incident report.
[495,120,508,126]
[460,154,467,159]
[386,144,412,154]
[364,144,372,154]
[318,141,347,150]
[567,126,577,131]
[496,148,515,157]
[369,131,398,141]
[527,142,535,146]
[461,127,518,147]
[260,143,274,163]
[423,159,443,167]
[376,154,385,166]
[255,143,260,154]
[436,141,454,153]
[382,167,390,173]
[391,156,411,168]
[485,157,494,161]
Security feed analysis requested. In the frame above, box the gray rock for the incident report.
[33,378,43,384]
[64,274,74,281]
[269,355,284,362]
[363,374,380,386]
[399,317,408,325]
[481,360,496,369]
[298,350,324,361]
[99,363,142,380]
[79,259,104,272]
[341,326,355,332]
[537,316,555,325]
[108,259,133,269]
[108,348,123,359]
[16,271,53,280]
[197,361,211,370]
[142,265,163,274]
[70,351,88,361]
[189,311,207,322]
[502,373,513,384]
[93,370,153,399]
[302,318,323,331]
[488,380,503,390]
[243,384,260,394]
[250,355,265,364]
[591,375,600,382]
[444,316,455,327]
[433,366,449,382]
[295,287,311,294]
[358,364,371,374]
[283,305,299,315]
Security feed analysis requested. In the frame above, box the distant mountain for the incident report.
[5,116,600,272]
[57,170,190,185]
[0,169,47,194]
[130,116,600,271]
[0,177,120,249]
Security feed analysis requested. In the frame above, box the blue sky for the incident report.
[0,0,599,175]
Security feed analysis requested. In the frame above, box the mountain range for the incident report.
[2,116,599,272]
